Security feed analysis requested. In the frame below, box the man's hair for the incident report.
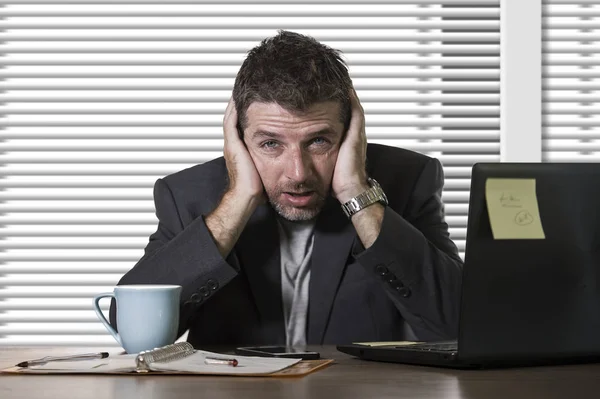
[233,30,353,136]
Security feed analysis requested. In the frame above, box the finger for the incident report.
[347,89,366,139]
[350,87,365,115]
[348,89,368,161]
[224,97,234,123]
[223,98,241,145]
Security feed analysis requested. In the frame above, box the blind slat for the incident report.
[0,264,140,274]
[0,121,500,128]
[0,130,501,140]
[0,326,116,334]
[0,178,475,190]
[0,154,501,166]
[0,10,501,18]
[0,71,502,79]
[1,276,124,286]
[0,190,484,202]
[0,0,499,4]
[0,314,108,323]
[0,94,502,102]
[0,21,501,30]
[0,58,501,66]
[0,45,500,55]
[0,200,467,218]
[0,82,501,90]
[0,108,501,115]
[0,242,149,250]
[0,142,500,152]
[0,33,501,42]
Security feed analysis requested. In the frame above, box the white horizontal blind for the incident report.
[543,0,600,161]
[0,0,500,346]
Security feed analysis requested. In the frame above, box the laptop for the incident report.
[338,163,600,368]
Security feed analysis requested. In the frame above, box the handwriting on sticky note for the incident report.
[485,178,546,240]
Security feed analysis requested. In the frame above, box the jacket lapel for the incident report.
[308,196,357,344]
[236,203,285,344]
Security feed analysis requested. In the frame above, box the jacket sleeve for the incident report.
[109,178,239,338]
[354,158,463,340]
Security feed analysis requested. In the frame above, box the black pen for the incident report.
[16,352,109,368]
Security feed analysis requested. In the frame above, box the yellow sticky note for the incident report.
[485,178,546,240]
[353,341,419,347]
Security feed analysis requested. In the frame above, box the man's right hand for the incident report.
[222,98,265,202]
[205,99,265,258]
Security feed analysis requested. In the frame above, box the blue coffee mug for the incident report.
[93,285,181,354]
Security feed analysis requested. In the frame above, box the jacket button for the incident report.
[375,264,389,276]
[387,275,399,284]
[190,293,199,301]
[199,286,210,298]
[397,287,411,298]
[207,279,219,291]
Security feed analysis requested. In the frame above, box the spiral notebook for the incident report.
[2,342,333,377]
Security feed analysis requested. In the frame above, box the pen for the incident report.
[204,356,239,367]
[16,352,109,368]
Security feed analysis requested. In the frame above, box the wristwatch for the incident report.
[341,178,388,218]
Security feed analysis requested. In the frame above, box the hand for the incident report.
[204,99,264,258]
[332,88,369,204]
[223,98,265,202]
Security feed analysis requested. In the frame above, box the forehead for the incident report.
[245,101,343,137]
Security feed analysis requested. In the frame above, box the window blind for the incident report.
[0,0,500,346]
[543,0,600,161]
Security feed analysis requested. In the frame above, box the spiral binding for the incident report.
[135,342,196,372]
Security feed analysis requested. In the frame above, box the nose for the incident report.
[285,147,312,183]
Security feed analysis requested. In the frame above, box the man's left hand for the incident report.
[332,88,369,204]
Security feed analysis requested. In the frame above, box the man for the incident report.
[110,30,463,347]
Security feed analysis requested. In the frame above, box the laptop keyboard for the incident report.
[399,341,458,352]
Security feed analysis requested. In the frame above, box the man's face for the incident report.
[243,101,345,221]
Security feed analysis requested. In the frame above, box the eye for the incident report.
[312,137,328,145]
[261,140,279,149]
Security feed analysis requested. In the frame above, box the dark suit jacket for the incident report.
[110,143,463,345]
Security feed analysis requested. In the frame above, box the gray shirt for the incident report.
[276,218,315,348]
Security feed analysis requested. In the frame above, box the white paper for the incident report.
[28,354,138,373]
[151,350,300,374]
[24,350,300,375]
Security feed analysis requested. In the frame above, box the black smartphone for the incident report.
[235,346,320,360]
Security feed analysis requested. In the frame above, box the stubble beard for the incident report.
[267,182,328,222]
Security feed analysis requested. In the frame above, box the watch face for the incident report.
[368,178,388,205]
[380,191,388,204]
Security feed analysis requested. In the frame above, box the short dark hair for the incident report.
[233,30,353,136]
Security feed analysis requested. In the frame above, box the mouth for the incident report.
[286,191,313,196]
[282,191,316,207]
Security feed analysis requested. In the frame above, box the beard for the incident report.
[266,180,328,222]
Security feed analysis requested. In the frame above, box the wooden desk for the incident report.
[1,346,599,399]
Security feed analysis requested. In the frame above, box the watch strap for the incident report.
[341,178,388,218]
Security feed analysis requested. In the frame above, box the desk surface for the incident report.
[1,346,600,399]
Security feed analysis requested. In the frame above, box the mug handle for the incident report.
[93,292,123,347]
